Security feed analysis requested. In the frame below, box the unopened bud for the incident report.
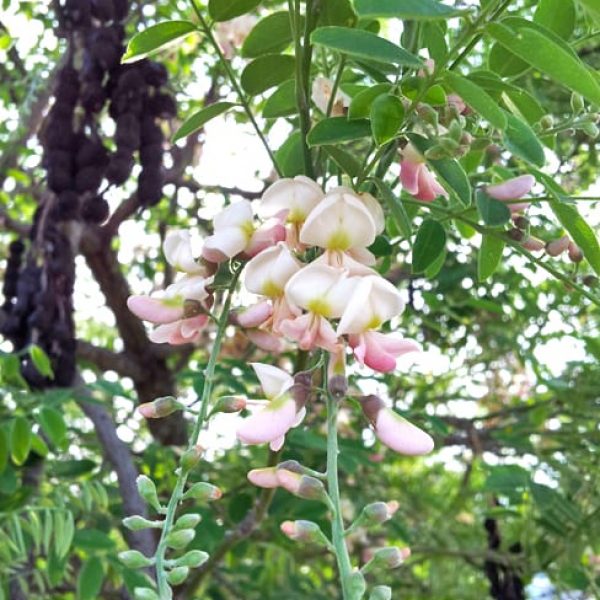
[521,236,545,252]
[276,460,304,474]
[362,501,400,526]
[248,467,280,488]
[438,137,460,154]
[183,482,222,502]
[370,585,392,600]
[212,395,247,414]
[568,241,583,263]
[134,588,160,600]
[460,132,473,147]
[118,550,154,568]
[277,470,329,504]
[513,216,529,231]
[417,104,438,127]
[167,566,190,585]
[291,371,312,409]
[174,513,202,530]
[136,475,164,514]
[539,115,554,130]
[174,550,209,569]
[280,520,328,545]
[424,144,447,160]
[138,396,183,419]
[583,275,598,288]
[571,93,585,114]
[166,528,196,550]
[123,515,163,531]
[183,299,204,318]
[180,445,204,472]
[545,235,570,257]
[346,571,367,598]
[367,546,411,571]
[328,375,348,398]
[448,120,463,142]
[507,228,525,242]
[581,122,599,138]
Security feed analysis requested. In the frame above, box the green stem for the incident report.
[324,367,354,599]
[154,265,242,599]
[190,0,281,175]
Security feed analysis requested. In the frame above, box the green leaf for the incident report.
[370,178,412,239]
[424,246,447,278]
[409,134,472,206]
[29,344,54,378]
[318,0,357,27]
[77,557,105,600]
[478,235,505,281]
[311,26,422,67]
[208,0,261,22]
[323,146,362,177]
[0,428,7,473]
[241,54,295,95]
[444,72,507,130]
[412,219,447,273]
[307,117,371,146]
[370,94,405,145]
[37,406,68,450]
[275,131,304,177]
[172,102,237,142]
[10,417,31,466]
[577,0,600,22]
[263,80,296,118]
[50,459,97,478]
[503,113,545,167]
[348,83,392,119]
[242,12,294,57]
[123,21,197,62]
[355,0,467,19]
[476,190,511,226]
[487,22,600,106]
[534,0,575,40]
[73,529,116,551]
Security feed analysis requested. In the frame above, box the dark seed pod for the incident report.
[137,168,163,206]
[9,240,25,256]
[44,121,74,151]
[91,0,115,22]
[89,40,121,71]
[142,61,168,87]
[147,93,177,118]
[48,167,74,193]
[115,113,141,150]
[76,138,109,169]
[81,54,104,83]
[55,191,80,220]
[113,0,128,21]
[139,143,163,169]
[81,196,110,223]
[106,149,134,185]
[75,166,104,193]
[140,116,163,145]
[81,81,108,113]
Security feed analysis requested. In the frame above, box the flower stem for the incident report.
[154,265,242,599]
[324,368,354,599]
[189,0,281,175]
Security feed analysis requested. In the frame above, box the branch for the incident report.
[74,373,156,558]
[77,341,144,379]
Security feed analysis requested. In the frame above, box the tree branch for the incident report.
[77,341,145,379]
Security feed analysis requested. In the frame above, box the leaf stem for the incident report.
[190,0,281,175]
[154,264,242,599]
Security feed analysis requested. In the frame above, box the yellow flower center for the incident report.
[241,220,255,240]
[307,297,332,317]
[261,280,282,298]
[326,229,351,251]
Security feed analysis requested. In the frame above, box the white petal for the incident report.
[259,176,324,223]
[251,362,294,399]
[300,188,377,251]
[165,275,213,303]
[236,396,297,444]
[163,230,205,274]
[244,242,302,297]
[359,192,385,235]
[213,200,254,230]
[203,227,248,262]
[375,409,434,456]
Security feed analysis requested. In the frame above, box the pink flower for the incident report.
[400,143,448,202]
[247,467,281,488]
[236,364,305,450]
[486,174,535,213]
[360,395,434,456]
[236,301,273,328]
[545,235,570,257]
[349,332,421,373]
[148,315,209,345]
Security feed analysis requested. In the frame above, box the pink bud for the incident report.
[369,546,411,569]
[568,241,583,263]
[545,235,570,257]
[213,395,247,414]
[127,295,183,324]
[521,236,545,252]
[486,175,535,201]
[137,396,182,419]
[236,301,273,328]
[245,329,286,353]
[247,467,280,489]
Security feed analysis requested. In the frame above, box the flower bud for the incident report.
[448,120,463,142]
[118,550,154,568]
[291,371,312,409]
[280,520,328,545]
[183,482,222,502]
[370,585,392,600]
[417,104,439,127]
[174,513,202,530]
[248,467,280,488]
[212,395,247,414]
[166,528,196,550]
[180,445,204,472]
[513,216,529,231]
[167,566,190,585]
[123,515,163,531]
[583,275,598,288]
[174,550,209,568]
[571,92,585,114]
[346,571,367,598]
[424,144,447,160]
[545,235,570,257]
[370,546,411,569]
[136,475,164,514]
[361,501,400,526]
[138,396,183,419]
[277,470,329,503]
[539,115,554,130]
[521,236,545,252]
[134,588,160,600]
[507,228,525,242]
[276,460,304,474]
[581,122,599,138]
[568,241,583,263]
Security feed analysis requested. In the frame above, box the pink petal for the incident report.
[316,317,341,353]
[279,313,315,349]
[247,467,280,488]
[236,397,297,445]
[246,329,286,353]
[245,220,286,258]
[127,295,183,324]
[237,301,273,328]
[400,160,420,196]
[202,227,248,263]
[375,409,434,455]
[416,165,447,202]
[486,175,535,201]
[149,316,207,345]
[270,435,285,451]
[508,202,530,214]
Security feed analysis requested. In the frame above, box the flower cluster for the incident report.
[127,177,433,457]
